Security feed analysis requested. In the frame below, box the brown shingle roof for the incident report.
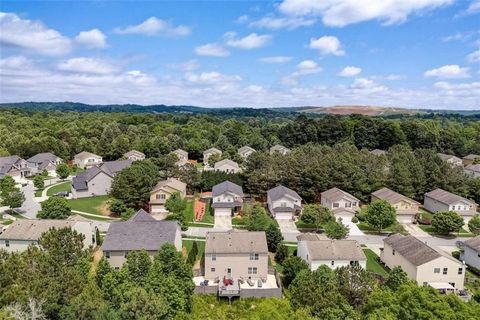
[321,187,359,202]
[205,230,267,254]
[0,219,85,241]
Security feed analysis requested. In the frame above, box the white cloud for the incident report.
[57,57,121,75]
[114,17,190,37]
[194,43,230,57]
[184,71,242,85]
[467,50,480,63]
[282,60,322,85]
[258,56,292,63]
[236,15,250,24]
[278,0,453,27]
[338,66,361,77]
[249,16,316,30]
[466,0,480,14]
[225,33,271,49]
[424,65,470,79]
[75,29,107,49]
[0,12,71,56]
[371,74,406,81]
[309,36,345,56]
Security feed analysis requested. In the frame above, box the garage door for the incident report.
[275,212,293,220]
[214,208,231,217]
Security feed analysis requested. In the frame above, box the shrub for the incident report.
[351,216,359,223]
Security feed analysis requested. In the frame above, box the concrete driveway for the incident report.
[17,183,41,219]
[339,216,364,236]
[402,223,430,237]
[214,215,232,230]
[276,219,300,242]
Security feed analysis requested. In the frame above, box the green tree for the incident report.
[165,192,187,214]
[365,200,396,233]
[468,215,480,235]
[335,265,376,308]
[108,198,127,216]
[207,153,222,167]
[1,187,25,210]
[300,204,334,229]
[246,204,272,231]
[122,250,152,286]
[38,196,72,219]
[431,211,464,235]
[281,256,309,288]
[33,175,45,190]
[324,218,349,240]
[60,281,111,320]
[56,163,71,179]
[384,266,409,290]
[0,175,16,193]
[266,223,283,252]
[120,287,169,320]
[274,244,289,264]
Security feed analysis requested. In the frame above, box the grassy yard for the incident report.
[67,195,109,215]
[201,201,214,224]
[295,220,318,229]
[75,213,114,221]
[357,221,399,233]
[232,216,247,225]
[34,189,43,197]
[46,181,72,196]
[183,240,205,262]
[419,225,473,237]
[363,249,389,277]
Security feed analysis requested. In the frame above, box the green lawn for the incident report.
[363,249,389,277]
[232,216,247,225]
[201,201,214,223]
[67,195,109,215]
[184,201,194,222]
[34,189,43,197]
[75,213,114,221]
[183,240,205,262]
[47,181,72,196]
[186,222,214,228]
[419,225,473,237]
[295,220,318,229]
[8,211,26,219]
[358,222,398,233]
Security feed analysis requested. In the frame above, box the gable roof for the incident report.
[204,147,222,155]
[370,149,387,155]
[212,180,244,197]
[437,153,461,162]
[27,152,60,163]
[270,144,289,153]
[102,210,180,251]
[464,236,480,252]
[0,219,87,241]
[296,233,328,241]
[372,187,419,205]
[173,149,188,157]
[384,234,460,266]
[98,160,133,175]
[302,239,366,261]
[129,209,156,222]
[463,154,479,160]
[0,155,22,166]
[321,187,359,202]
[267,185,302,202]
[214,159,239,169]
[465,164,480,173]
[75,151,101,160]
[72,161,132,191]
[425,188,475,205]
[124,150,145,158]
[238,146,255,154]
[205,230,267,254]
[151,178,186,194]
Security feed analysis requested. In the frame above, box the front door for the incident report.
[227,268,232,279]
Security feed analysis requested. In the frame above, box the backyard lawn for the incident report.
[357,221,400,233]
[67,195,110,215]
[363,249,389,277]
[419,225,473,237]
[47,181,72,196]
[183,240,205,262]
[200,202,214,224]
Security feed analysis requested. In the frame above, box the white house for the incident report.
[73,151,103,169]
[211,181,244,217]
[269,144,290,155]
[238,146,255,159]
[437,153,463,167]
[203,147,222,166]
[381,234,465,291]
[124,150,145,161]
[214,159,241,174]
[461,236,480,269]
[297,233,366,271]
[173,149,188,166]
[0,219,95,252]
[321,187,360,218]
[424,188,477,223]
[267,185,302,220]
[464,164,480,178]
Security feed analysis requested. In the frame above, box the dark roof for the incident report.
[102,210,179,251]
[0,155,22,166]
[27,152,59,163]
[99,160,133,175]
[372,187,419,205]
[464,236,480,252]
[384,234,458,266]
[129,209,156,222]
[425,188,475,205]
[72,166,105,191]
[212,181,244,197]
[267,185,302,202]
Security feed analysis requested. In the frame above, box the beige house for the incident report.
[149,178,187,215]
[124,150,145,161]
[381,234,465,291]
[214,159,241,174]
[0,219,95,252]
[462,154,479,166]
[238,146,255,159]
[173,149,188,166]
[297,234,366,271]
[203,147,222,166]
[437,153,463,167]
[73,151,103,169]
[267,185,302,220]
[464,164,480,178]
[211,181,244,217]
[321,187,360,218]
[269,144,290,155]
[102,209,182,269]
[27,152,63,177]
[371,187,420,223]
[0,156,31,181]
[424,188,477,223]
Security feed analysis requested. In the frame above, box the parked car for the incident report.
[53,191,69,197]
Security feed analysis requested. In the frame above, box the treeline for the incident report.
[1,109,480,162]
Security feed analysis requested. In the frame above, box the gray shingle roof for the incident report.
[205,230,267,254]
[173,149,188,157]
[27,152,59,163]
[212,181,244,197]
[124,150,145,159]
[238,146,255,154]
[372,187,419,205]
[75,151,101,161]
[72,166,105,191]
[151,178,186,194]
[0,219,84,241]
[425,188,475,205]
[0,155,22,166]
[267,185,302,202]
[204,147,222,155]
[465,236,480,252]
[99,159,133,175]
[437,153,460,162]
[214,159,240,169]
[465,164,480,173]
[296,233,328,241]
[370,149,386,155]
[302,239,366,261]
[463,154,480,161]
[383,234,459,266]
[270,144,290,153]
[102,210,180,251]
[321,187,359,202]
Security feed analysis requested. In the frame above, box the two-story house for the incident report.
[124,150,145,161]
[211,181,244,217]
[269,144,290,155]
[214,159,241,174]
[462,236,480,269]
[0,155,31,181]
[27,152,62,177]
[424,188,477,223]
[267,185,302,220]
[321,187,360,218]
[173,149,188,166]
[381,234,465,292]
[203,147,222,166]
[437,153,463,167]
[238,146,256,159]
[149,178,187,216]
[371,187,420,223]
[297,233,366,271]
[73,151,103,169]
[102,209,182,269]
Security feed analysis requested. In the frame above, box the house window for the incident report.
[350,261,359,266]
[345,202,351,208]
[331,261,335,266]
[212,254,216,261]
[280,202,287,207]
[114,267,119,270]
[211,268,215,272]
[105,251,110,259]
[452,206,455,210]
[353,202,357,207]
[124,251,128,258]
[250,253,259,260]
[434,268,440,274]
[5,240,9,247]
[156,194,166,200]
[248,267,258,275]
[443,268,448,275]
[333,203,339,208]
[458,268,463,275]
[392,250,395,255]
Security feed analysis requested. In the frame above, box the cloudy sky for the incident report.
[0,0,479,109]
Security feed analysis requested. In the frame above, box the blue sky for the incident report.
[0,0,479,109]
